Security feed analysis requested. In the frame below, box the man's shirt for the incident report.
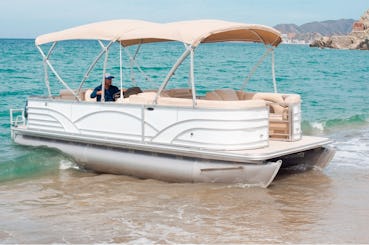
[90,84,120,102]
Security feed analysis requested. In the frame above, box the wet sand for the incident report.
[0,162,368,244]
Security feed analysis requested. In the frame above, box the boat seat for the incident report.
[205,89,300,115]
[127,92,193,107]
[84,89,96,102]
[124,86,143,98]
[59,89,86,101]
[205,89,239,101]
[158,97,193,107]
[126,91,266,109]
[254,93,300,114]
[197,99,266,109]
[162,88,193,98]
[126,92,156,104]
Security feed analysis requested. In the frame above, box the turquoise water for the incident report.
[1,39,369,243]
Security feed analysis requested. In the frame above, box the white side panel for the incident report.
[74,106,143,141]
[28,101,77,133]
[144,106,178,137]
[26,98,270,150]
[145,106,269,150]
[178,107,268,121]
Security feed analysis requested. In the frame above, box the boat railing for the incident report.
[10,108,26,128]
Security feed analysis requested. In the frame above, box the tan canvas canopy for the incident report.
[35,20,160,45]
[35,19,282,47]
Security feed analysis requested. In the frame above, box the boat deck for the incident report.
[232,136,332,160]
[13,126,331,164]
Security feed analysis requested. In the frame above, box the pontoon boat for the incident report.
[10,20,335,187]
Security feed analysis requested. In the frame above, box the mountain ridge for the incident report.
[309,9,369,50]
[274,19,355,36]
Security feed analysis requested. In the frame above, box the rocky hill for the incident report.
[274,19,355,36]
[309,9,369,50]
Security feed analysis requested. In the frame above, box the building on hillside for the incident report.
[352,22,365,32]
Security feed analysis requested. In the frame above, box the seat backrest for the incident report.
[84,89,96,102]
[124,86,143,98]
[205,89,240,101]
[283,94,301,104]
[126,92,156,104]
[214,89,239,100]
[204,91,223,100]
[252,93,285,105]
[165,88,193,98]
[236,91,255,100]
[59,89,86,101]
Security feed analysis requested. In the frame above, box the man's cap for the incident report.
[104,73,115,79]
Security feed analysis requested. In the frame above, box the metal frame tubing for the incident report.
[154,45,193,104]
[76,40,115,96]
[37,43,79,100]
[123,43,152,84]
[240,47,274,91]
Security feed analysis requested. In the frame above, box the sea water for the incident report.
[0,39,369,243]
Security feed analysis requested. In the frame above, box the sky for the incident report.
[0,0,368,38]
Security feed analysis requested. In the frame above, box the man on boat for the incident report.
[90,73,120,102]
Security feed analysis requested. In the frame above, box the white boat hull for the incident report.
[13,133,282,188]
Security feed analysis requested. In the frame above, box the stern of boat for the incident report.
[273,146,336,170]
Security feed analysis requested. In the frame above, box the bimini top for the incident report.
[35,19,160,45]
[35,19,282,47]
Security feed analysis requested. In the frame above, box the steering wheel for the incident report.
[113,92,121,100]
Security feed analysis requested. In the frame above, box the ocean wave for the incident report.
[302,114,369,134]
[330,128,369,169]
[0,147,70,182]
[59,159,79,170]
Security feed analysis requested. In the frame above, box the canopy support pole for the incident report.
[123,44,151,83]
[240,47,273,91]
[77,40,115,96]
[43,63,51,97]
[154,46,192,104]
[130,42,142,85]
[36,43,79,101]
[190,48,197,107]
[43,42,56,97]
[100,40,110,102]
[119,43,124,99]
[272,49,278,93]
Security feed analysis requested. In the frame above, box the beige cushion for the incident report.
[59,89,85,101]
[156,98,266,109]
[270,104,287,114]
[205,91,223,100]
[125,91,266,109]
[252,93,285,105]
[214,89,239,100]
[165,88,193,98]
[84,89,96,102]
[127,92,156,104]
[236,91,255,100]
[197,99,265,109]
[158,97,193,107]
[284,94,301,104]
[205,89,240,101]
